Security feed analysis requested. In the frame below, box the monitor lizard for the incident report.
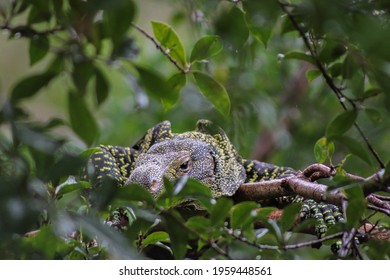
[83,119,343,237]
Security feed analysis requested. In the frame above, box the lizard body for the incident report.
[86,120,295,194]
[84,120,342,236]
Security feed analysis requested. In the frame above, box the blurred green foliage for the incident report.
[0,0,389,259]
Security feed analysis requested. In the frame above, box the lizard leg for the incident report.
[300,199,344,237]
[300,199,360,255]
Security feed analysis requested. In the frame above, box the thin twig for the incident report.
[366,194,390,210]
[367,205,390,216]
[131,23,188,74]
[338,228,358,258]
[350,91,382,102]
[373,194,390,201]
[0,23,64,37]
[283,232,344,250]
[352,241,364,260]
[225,227,344,250]
[278,2,385,169]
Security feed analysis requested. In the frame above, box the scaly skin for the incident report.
[83,120,343,236]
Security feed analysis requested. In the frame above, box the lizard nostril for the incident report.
[150,179,159,191]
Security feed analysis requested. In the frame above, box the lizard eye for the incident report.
[179,160,191,172]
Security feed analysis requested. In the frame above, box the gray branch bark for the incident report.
[235,164,390,216]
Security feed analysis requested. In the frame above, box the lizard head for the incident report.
[127,137,216,198]
[126,120,246,198]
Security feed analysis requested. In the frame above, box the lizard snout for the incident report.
[126,164,164,197]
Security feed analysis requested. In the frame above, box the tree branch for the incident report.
[235,164,390,216]
[338,228,359,258]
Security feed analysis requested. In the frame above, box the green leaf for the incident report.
[69,212,138,259]
[373,70,390,111]
[29,36,49,65]
[210,198,233,226]
[192,71,230,117]
[190,35,223,63]
[318,41,347,64]
[364,108,382,124]
[328,141,335,160]
[306,69,321,82]
[230,201,258,229]
[280,15,296,34]
[151,21,186,67]
[326,110,357,138]
[350,71,365,98]
[342,53,358,79]
[334,136,371,165]
[46,55,65,75]
[314,138,327,163]
[27,2,51,24]
[362,88,382,99]
[12,1,30,15]
[43,118,66,130]
[162,211,188,259]
[283,51,316,65]
[68,90,99,146]
[11,72,55,103]
[322,223,346,246]
[22,226,70,259]
[116,184,155,205]
[329,62,343,78]
[14,123,62,155]
[344,185,367,229]
[186,216,213,248]
[72,61,94,94]
[242,1,280,47]
[173,178,212,200]
[186,216,211,237]
[126,212,158,244]
[214,6,249,49]
[168,73,186,94]
[256,207,278,222]
[135,64,177,110]
[94,66,110,105]
[55,181,91,198]
[142,231,170,248]
[279,203,301,232]
[103,0,136,45]
[314,137,334,164]
[164,73,186,110]
[79,147,102,159]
